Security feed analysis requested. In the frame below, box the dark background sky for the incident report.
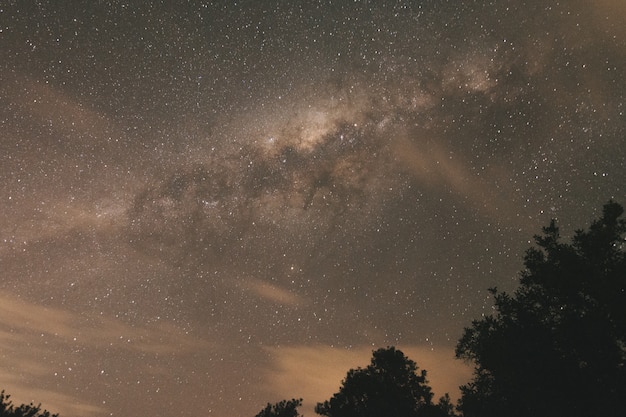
[1,1,624,416]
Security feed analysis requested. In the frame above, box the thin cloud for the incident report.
[238,278,306,308]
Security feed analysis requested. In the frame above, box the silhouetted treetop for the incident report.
[316,346,454,417]
[456,201,626,417]
[0,390,58,417]
[254,398,303,417]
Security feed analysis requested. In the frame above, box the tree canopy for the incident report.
[254,398,303,417]
[315,346,454,417]
[258,201,625,417]
[0,391,58,417]
[456,201,626,417]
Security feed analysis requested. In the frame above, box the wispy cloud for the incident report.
[238,278,306,308]
[0,294,212,416]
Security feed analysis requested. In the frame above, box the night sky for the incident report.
[1,1,624,416]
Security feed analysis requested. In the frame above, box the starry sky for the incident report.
[1,1,624,416]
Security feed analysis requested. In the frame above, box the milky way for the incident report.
[1,1,624,416]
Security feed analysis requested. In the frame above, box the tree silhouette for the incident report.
[0,390,58,417]
[456,201,626,417]
[254,398,303,417]
[315,346,454,417]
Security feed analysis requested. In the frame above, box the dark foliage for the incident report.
[255,398,303,417]
[315,346,455,417]
[456,201,626,417]
[0,391,58,417]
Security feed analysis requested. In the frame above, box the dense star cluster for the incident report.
[0,1,624,416]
